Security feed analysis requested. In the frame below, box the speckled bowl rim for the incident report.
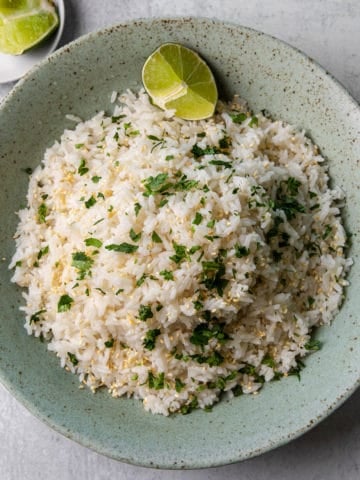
[0,17,359,469]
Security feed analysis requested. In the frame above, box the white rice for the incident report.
[10,89,351,415]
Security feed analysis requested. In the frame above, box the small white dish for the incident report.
[0,0,65,84]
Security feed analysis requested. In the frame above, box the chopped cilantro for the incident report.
[208,159,232,169]
[304,339,322,351]
[136,274,148,287]
[175,378,186,392]
[261,354,276,368]
[37,203,48,224]
[234,244,250,258]
[105,338,114,348]
[138,305,153,321]
[191,351,224,367]
[37,245,49,260]
[71,252,94,279]
[85,237,103,248]
[288,359,305,381]
[230,112,247,124]
[105,243,138,253]
[170,242,188,264]
[308,296,315,307]
[190,322,230,347]
[129,228,142,242]
[134,202,142,216]
[191,144,220,158]
[67,352,78,366]
[193,300,203,311]
[180,396,198,414]
[143,328,161,350]
[201,258,228,296]
[143,173,170,196]
[151,231,163,243]
[249,116,259,127]
[160,270,174,281]
[322,224,332,240]
[91,175,102,183]
[193,212,203,225]
[58,294,74,312]
[85,195,96,208]
[29,309,46,324]
[75,143,84,149]
[78,159,89,176]
[286,177,301,196]
[165,155,174,161]
[148,371,165,389]
[111,114,126,123]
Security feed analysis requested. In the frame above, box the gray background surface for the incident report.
[0,1,359,479]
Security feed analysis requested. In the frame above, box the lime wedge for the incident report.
[142,43,218,121]
[0,0,58,55]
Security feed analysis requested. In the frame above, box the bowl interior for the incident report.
[0,17,359,469]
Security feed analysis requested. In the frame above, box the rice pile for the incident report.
[10,90,351,415]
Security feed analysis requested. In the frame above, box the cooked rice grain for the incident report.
[10,90,351,415]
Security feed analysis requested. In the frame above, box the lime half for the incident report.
[0,0,58,55]
[142,43,218,121]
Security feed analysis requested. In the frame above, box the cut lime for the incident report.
[0,0,58,55]
[142,43,218,121]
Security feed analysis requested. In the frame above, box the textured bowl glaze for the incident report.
[0,17,359,469]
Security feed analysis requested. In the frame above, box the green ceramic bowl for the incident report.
[0,17,359,469]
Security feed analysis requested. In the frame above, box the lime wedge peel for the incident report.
[0,0,59,55]
[142,43,218,121]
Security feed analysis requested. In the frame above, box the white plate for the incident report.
[0,0,65,84]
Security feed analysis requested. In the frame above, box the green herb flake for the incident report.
[115,288,124,295]
[169,242,188,264]
[85,237,103,248]
[304,339,322,351]
[192,212,203,225]
[208,159,232,169]
[37,203,48,224]
[134,202,142,216]
[206,219,215,228]
[160,270,174,281]
[235,244,250,258]
[136,273,148,287]
[191,144,220,159]
[148,371,165,389]
[138,304,153,321]
[75,143,84,149]
[175,378,186,393]
[58,294,74,312]
[249,116,259,127]
[37,245,49,260]
[67,352,78,366]
[143,328,161,350]
[165,155,174,161]
[78,158,89,176]
[308,296,315,307]
[201,258,229,296]
[105,338,115,348]
[111,114,126,123]
[91,175,102,183]
[322,224,332,240]
[151,231,163,243]
[193,300,203,311]
[71,252,94,280]
[105,243,138,254]
[29,309,46,324]
[230,112,247,124]
[84,195,96,209]
[261,354,276,368]
[129,228,142,242]
[143,173,170,196]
